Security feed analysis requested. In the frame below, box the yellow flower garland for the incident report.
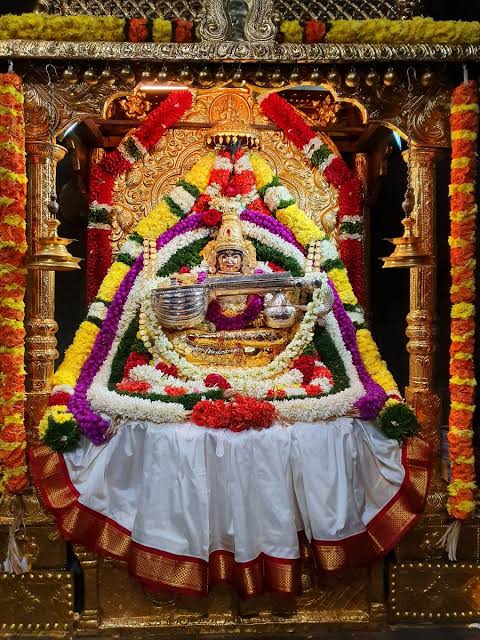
[49,153,215,394]
[326,18,480,45]
[0,14,125,42]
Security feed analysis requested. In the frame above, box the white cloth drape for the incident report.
[64,418,404,563]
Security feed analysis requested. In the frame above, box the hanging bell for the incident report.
[381,191,432,269]
[28,198,81,271]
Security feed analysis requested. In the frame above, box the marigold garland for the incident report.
[0,73,28,496]
[0,14,195,43]
[259,92,365,306]
[447,80,478,521]
[87,89,194,302]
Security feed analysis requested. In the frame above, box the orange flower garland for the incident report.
[447,80,478,520]
[0,72,28,496]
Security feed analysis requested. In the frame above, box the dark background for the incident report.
[0,0,479,18]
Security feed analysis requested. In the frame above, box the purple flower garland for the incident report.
[207,295,264,330]
[328,279,387,419]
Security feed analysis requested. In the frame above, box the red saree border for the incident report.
[29,434,431,598]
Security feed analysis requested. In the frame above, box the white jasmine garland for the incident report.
[88,301,108,322]
[141,274,329,383]
[121,239,144,261]
[273,311,365,422]
[264,185,294,212]
[155,228,212,271]
[214,155,233,171]
[234,154,252,173]
[169,185,196,214]
[241,221,306,270]
[302,136,323,160]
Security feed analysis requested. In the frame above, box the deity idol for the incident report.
[31,90,431,599]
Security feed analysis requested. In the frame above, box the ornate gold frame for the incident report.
[1,0,479,630]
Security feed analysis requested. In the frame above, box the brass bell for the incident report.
[381,191,432,269]
[28,205,81,271]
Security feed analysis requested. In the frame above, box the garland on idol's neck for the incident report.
[87,89,194,302]
[259,92,365,306]
[206,295,264,331]
[447,80,478,521]
[0,72,28,495]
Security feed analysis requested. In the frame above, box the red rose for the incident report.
[192,194,211,213]
[179,266,191,274]
[117,379,151,393]
[202,209,223,227]
[155,362,179,378]
[204,373,231,390]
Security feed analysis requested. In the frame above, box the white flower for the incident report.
[241,220,306,270]
[264,185,294,211]
[121,239,144,261]
[302,136,323,160]
[88,301,108,321]
[169,185,196,214]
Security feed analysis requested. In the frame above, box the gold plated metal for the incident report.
[381,211,432,269]
[27,216,81,272]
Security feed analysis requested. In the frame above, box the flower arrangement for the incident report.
[0,14,196,43]
[447,80,478,521]
[277,18,480,45]
[87,89,194,302]
[42,122,413,450]
[259,92,365,305]
[0,72,28,496]
[191,395,277,432]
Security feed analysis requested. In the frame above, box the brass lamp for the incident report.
[27,197,81,271]
[381,189,431,269]
[381,67,432,269]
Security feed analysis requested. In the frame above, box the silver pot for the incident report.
[151,285,209,329]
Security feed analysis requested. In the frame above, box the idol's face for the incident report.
[217,250,243,273]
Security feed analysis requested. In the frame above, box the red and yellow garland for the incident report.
[0,73,28,496]
[447,80,478,520]
[87,89,193,302]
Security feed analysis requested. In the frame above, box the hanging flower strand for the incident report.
[447,79,478,521]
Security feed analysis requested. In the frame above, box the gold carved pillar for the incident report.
[25,141,66,443]
[404,146,442,480]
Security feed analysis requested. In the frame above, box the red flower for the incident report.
[127,18,150,43]
[323,157,352,189]
[338,177,362,217]
[173,19,193,43]
[202,209,223,227]
[304,20,326,44]
[124,351,150,377]
[268,261,284,272]
[179,266,191,274]
[204,374,231,390]
[223,182,238,197]
[192,194,211,213]
[292,354,316,383]
[49,391,71,406]
[303,384,323,396]
[164,386,187,396]
[117,379,151,393]
[155,362,179,377]
[229,395,276,431]
[267,388,286,399]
